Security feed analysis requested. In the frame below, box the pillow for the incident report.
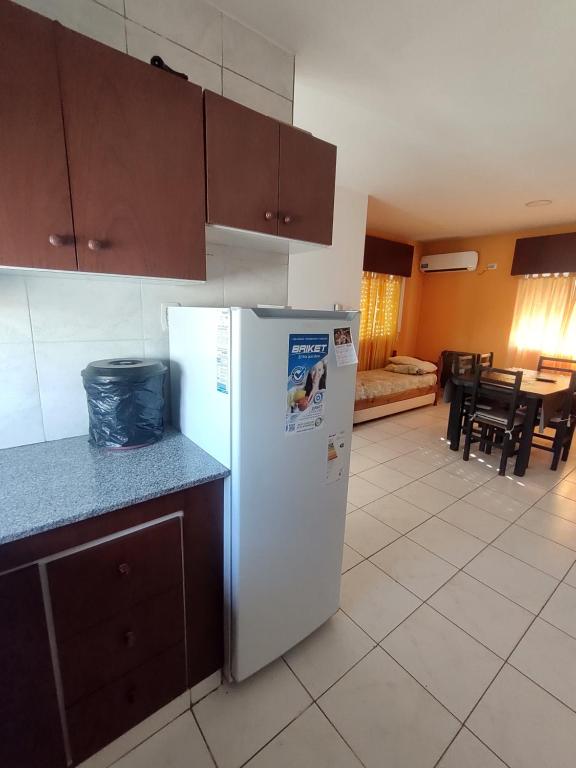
[384,363,422,375]
[388,355,437,373]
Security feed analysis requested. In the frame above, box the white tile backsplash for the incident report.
[0,343,45,448]
[223,70,293,123]
[126,21,222,93]
[223,17,293,99]
[125,0,222,64]
[0,275,32,342]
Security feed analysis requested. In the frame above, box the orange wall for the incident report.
[413,222,576,368]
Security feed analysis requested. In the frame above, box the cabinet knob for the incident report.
[88,238,106,251]
[124,630,136,648]
[283,215,292,224]
[118,562,131,576]
[48,234,70,247]
[264,211,274,221]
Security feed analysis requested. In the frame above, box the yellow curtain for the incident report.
[358,272,402,371]
[508,274,576,367]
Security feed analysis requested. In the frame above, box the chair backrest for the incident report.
[452,352,476,376]
[560,371,576,420]
[470,366,524,430]
[477,352,494,368]
[537,356,576,374]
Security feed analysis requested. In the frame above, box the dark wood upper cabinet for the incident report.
[0,565,66,768]
[56,25,206,280]
[278,124,337,245]
[205,92,337,245]
[204,91,279,236]
[0,0,76,270]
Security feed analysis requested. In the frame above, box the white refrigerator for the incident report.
[169,307,359,681]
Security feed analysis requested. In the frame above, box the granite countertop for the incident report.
[0,429,229,546]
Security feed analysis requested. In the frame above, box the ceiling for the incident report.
[214,0,576,241]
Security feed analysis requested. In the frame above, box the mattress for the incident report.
[355,369,437,402]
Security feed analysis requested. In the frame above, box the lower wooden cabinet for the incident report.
[0,481,223,767]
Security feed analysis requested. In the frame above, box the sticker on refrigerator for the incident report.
[286,333,329,433]
[333,327,358,367]
[216,310,230,394]
[326,430,346,484]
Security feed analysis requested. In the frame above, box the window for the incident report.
[358,272,403,371]
[508,273,576,366]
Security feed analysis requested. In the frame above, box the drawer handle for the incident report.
[118,562,131,576]
[88,238,107,251]
[124,630,136,648]
[283,215,292,224]
[264,211,275,221]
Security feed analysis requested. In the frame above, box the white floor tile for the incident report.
[429,572,534,658]
[468,664,576,768]
[346,476,387,507]
[340,561,421,641]
[384,454,435,479]
[355,441,402,463]
[112,713,213,768]
[318,648,459,768]
[351,434,372,451]
[541,583,576,640]
[348,452,379,476]
[394,480,458,514]
[408,518,485,568]
[370,537,457,600]
[536,491,576,522]
[346,502,356,514]
[356,464,413,493]
[483,476,546,506]
[244,705,363,768]
[554,478,576,502]
[464,486,529,522]
[421,468,483,499]
[382,605,502,720]
[380,436,424,456]
[438,728,507,768]
[406,446,458,469]
[341,544,363,574]
[193,659,311,768]
[438,500,509,543]
[510,618,576,711]
[344,510,400,557]
[283,611,374,699]
[565,562,576,588]
[363,495,432,534]
[492,524,576,578]
[464,547,558,613]
[517,506,576,551]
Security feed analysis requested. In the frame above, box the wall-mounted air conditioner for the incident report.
[419,251,478,273]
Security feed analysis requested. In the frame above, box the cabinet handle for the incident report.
[264,211,274,221]
[283,215,292,224]
[124,630,136,648]
[88,238,106,251]
[118,562,131,576]
[48,234,71,247]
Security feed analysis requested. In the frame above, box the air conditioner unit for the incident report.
[419,251,478,273]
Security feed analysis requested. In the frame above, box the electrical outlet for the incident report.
[161,302,181,332]
[487,263,497,270]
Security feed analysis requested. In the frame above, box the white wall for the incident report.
[287,186,368,310]
[1,0,294,449]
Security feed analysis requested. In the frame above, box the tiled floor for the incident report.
[101,403,576,767]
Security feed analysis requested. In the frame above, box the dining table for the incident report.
[446,368,573,476]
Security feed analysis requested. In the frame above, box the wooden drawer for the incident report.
[48,518,182,639]
[67,642,186,764]
[59,586,184,706]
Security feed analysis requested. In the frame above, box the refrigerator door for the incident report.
[230,308,359,680]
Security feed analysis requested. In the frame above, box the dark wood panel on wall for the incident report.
[512,232,576,275]
[0,0,76,271]
[363,235,414,277]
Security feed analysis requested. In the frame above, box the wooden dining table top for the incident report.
[454,368,572,399]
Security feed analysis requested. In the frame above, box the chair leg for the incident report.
[479,424,488,453]
[551,427,563,471]
[463,420,474,462]
[498,434,511,475]
[485,427,494,455]
[562,426,575,462]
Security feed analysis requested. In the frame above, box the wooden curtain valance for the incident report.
[363,235,413,277]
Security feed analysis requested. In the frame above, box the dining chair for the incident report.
[537,356,576,374]
[463,367,524,475]
[532,370,576,470]
[477,352,494,368]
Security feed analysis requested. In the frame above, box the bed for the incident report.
[354,367,439,424]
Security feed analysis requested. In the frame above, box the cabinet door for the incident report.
[0,565,66,768]
[57,26,206,280]
[205,91,279,236]
[278,124,337,245]
[0,1,76,270]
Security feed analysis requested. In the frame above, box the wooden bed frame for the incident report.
[353,357,442,425]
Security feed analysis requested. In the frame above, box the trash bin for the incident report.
[81,358,168,449]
